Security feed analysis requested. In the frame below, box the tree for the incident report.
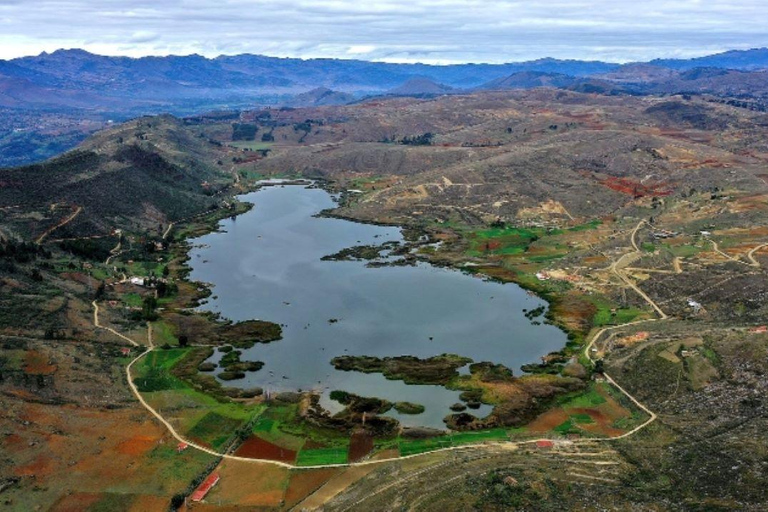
[170,493,185,510]
[94,280,106,300]
[178,334,189,347]
[593,359,605,374]
[142,296,158,321]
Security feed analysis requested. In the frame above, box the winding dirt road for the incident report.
[35,205,82,244]
[92,244,666,471]
[85,216,682,471]
[610,220,669,319]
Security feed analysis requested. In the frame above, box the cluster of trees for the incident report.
[231,123,258,141]
[399,132,434,146]
[0,238,49,263]
[379,133,435,145]
[59,239,112,261]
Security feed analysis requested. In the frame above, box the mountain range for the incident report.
[3,47,768,113]
[3,47,768,168]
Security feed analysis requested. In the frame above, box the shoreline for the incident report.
[174,180,582,428]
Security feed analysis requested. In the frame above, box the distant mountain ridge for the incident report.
[386,77,456,96]
[1,47,767,114]
[1,47,766,114]
[3,47,768,169]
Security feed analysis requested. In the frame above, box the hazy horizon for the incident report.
[4,45,768,67]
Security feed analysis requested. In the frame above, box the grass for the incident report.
[188,411,244,450]
[122,292,143,307]
[268,404,350,448]
[398,429,510,456]
[592,306,645,326]
[133,348,190,392]
[229,141,274,151]
[138,348,188,371]
[253,418,276,433]
[398,437,454,456]
[460,221,595,265]
[151,320,178,346]
[296,447,349,466]
[665,243,703,258]
[250,415,306,451]
[590,295,646,326]
[570,413,595,424]
[700,346,720,366]
[135,347,266,449]
[557,385,607,408]
[554,419,578,434]
[569,219,602,232]
[465,227,544,257]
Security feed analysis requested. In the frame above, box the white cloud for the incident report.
[1,0,767,62]
[347,45,376,55]
[128,31,159,44]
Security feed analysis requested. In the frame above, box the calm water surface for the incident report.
[188,183,567,429]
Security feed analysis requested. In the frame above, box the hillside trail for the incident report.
[610,219,668,319]
[105,237,122,265]
[162,222,174,240]
[707,238,752,266]
[35,205,82,244]
[746,242,768,267]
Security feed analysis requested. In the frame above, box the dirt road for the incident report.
[36,205,82,244]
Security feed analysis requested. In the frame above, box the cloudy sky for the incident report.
[1,0,767,63]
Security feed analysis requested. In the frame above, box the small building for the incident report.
[535,440,554,449]
[191,473,220,502]
[177,442,189,453]
[687,299,702,313]
[129,277,145,286]
[120,348,131,356]
[749,325,767,333]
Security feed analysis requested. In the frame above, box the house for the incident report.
[191,473,220,502]
[535,440,554,449]
[687,299,702,313]
[120,348,131,356]
[177,442,188,453]
[129,277,145,286]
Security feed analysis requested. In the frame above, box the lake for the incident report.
[188,182,567,429]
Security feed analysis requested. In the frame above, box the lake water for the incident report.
[188,183,567,429]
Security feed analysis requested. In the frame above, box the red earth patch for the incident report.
[234,436,297,464]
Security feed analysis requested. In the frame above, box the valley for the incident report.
[1,87,767,510]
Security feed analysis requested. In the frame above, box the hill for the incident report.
[480,71,578,90]
[0,115,235,240]
[651,47,768,70]
[386,77,455,96]
[283,87,356,107]
[5,47,768,169]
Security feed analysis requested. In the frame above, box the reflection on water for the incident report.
[188,183,566,429]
